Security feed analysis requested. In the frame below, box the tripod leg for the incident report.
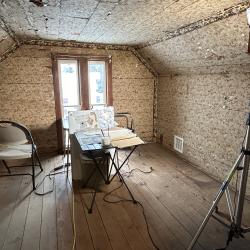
[225,188,234,222]
[215,206,219,213]
[188,152,245,250]
[235,124,250,229]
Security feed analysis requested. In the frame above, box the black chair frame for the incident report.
[114,112,134,132]
[0,121,43,190]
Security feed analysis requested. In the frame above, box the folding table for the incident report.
[74,129,144,212]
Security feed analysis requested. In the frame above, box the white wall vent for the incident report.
[174,135,184,153]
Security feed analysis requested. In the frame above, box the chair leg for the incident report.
[31,154,36,190]
[63,131,66,158]
[2,160,11,174]
[35,150,43,172]
[66,132,70,178]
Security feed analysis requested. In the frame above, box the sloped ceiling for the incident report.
[0,0,246,45]
[138,13,250,75]
[0,0,249,74]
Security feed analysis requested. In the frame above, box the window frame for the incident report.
[88,60,107,107]
[52,53,113,152]
[58,59,81,119]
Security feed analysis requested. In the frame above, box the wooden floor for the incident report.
[0,143,250,250]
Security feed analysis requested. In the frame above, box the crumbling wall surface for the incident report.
[0,44,155,152]
[158,73,250,193]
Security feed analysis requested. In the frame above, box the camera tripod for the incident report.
[188,113,250,250]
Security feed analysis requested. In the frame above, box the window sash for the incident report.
[58,59,81,107]
[52,54,113,152]
[88,60,107,106]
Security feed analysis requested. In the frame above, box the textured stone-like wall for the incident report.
[158,73,250,193]
[0,44,155,152]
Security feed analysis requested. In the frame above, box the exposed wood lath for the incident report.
[136,1,250,49]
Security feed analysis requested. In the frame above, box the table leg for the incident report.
[109,146,137,183]
[108,149,137,203]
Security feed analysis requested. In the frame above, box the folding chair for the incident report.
[0,121,43,190]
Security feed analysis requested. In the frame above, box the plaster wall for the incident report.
[145,11,250,194]
[158,73,250,193]
[0,44,155,152]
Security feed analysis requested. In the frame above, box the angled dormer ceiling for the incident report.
[138,13,250,75]
[0,0,249,74]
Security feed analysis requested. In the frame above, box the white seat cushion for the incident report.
[0,144,32,160]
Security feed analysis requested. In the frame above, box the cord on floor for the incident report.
[35,157,158,250]
[103,181,160,250]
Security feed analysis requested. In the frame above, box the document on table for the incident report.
[111,136,144,149]
[103,128,137,141]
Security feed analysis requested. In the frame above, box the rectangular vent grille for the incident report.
[174,135,183,153]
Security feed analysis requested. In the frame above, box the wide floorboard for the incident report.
[0,143,249,250]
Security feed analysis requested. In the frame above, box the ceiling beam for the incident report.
[130,48,158,77]
[24,39,131,50]
[136,1,250,50]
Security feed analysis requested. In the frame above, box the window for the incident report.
[52,54,112,151]
[58,60,81,120]
[88,61,106,106]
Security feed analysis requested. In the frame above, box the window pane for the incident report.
[59,60,80,107]
[88,61,106,106]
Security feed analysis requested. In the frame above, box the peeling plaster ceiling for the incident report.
[0,0,249,74]
[0,0,245,45]
[139,13,250,74]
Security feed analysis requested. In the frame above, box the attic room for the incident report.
[0,0,250,249]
